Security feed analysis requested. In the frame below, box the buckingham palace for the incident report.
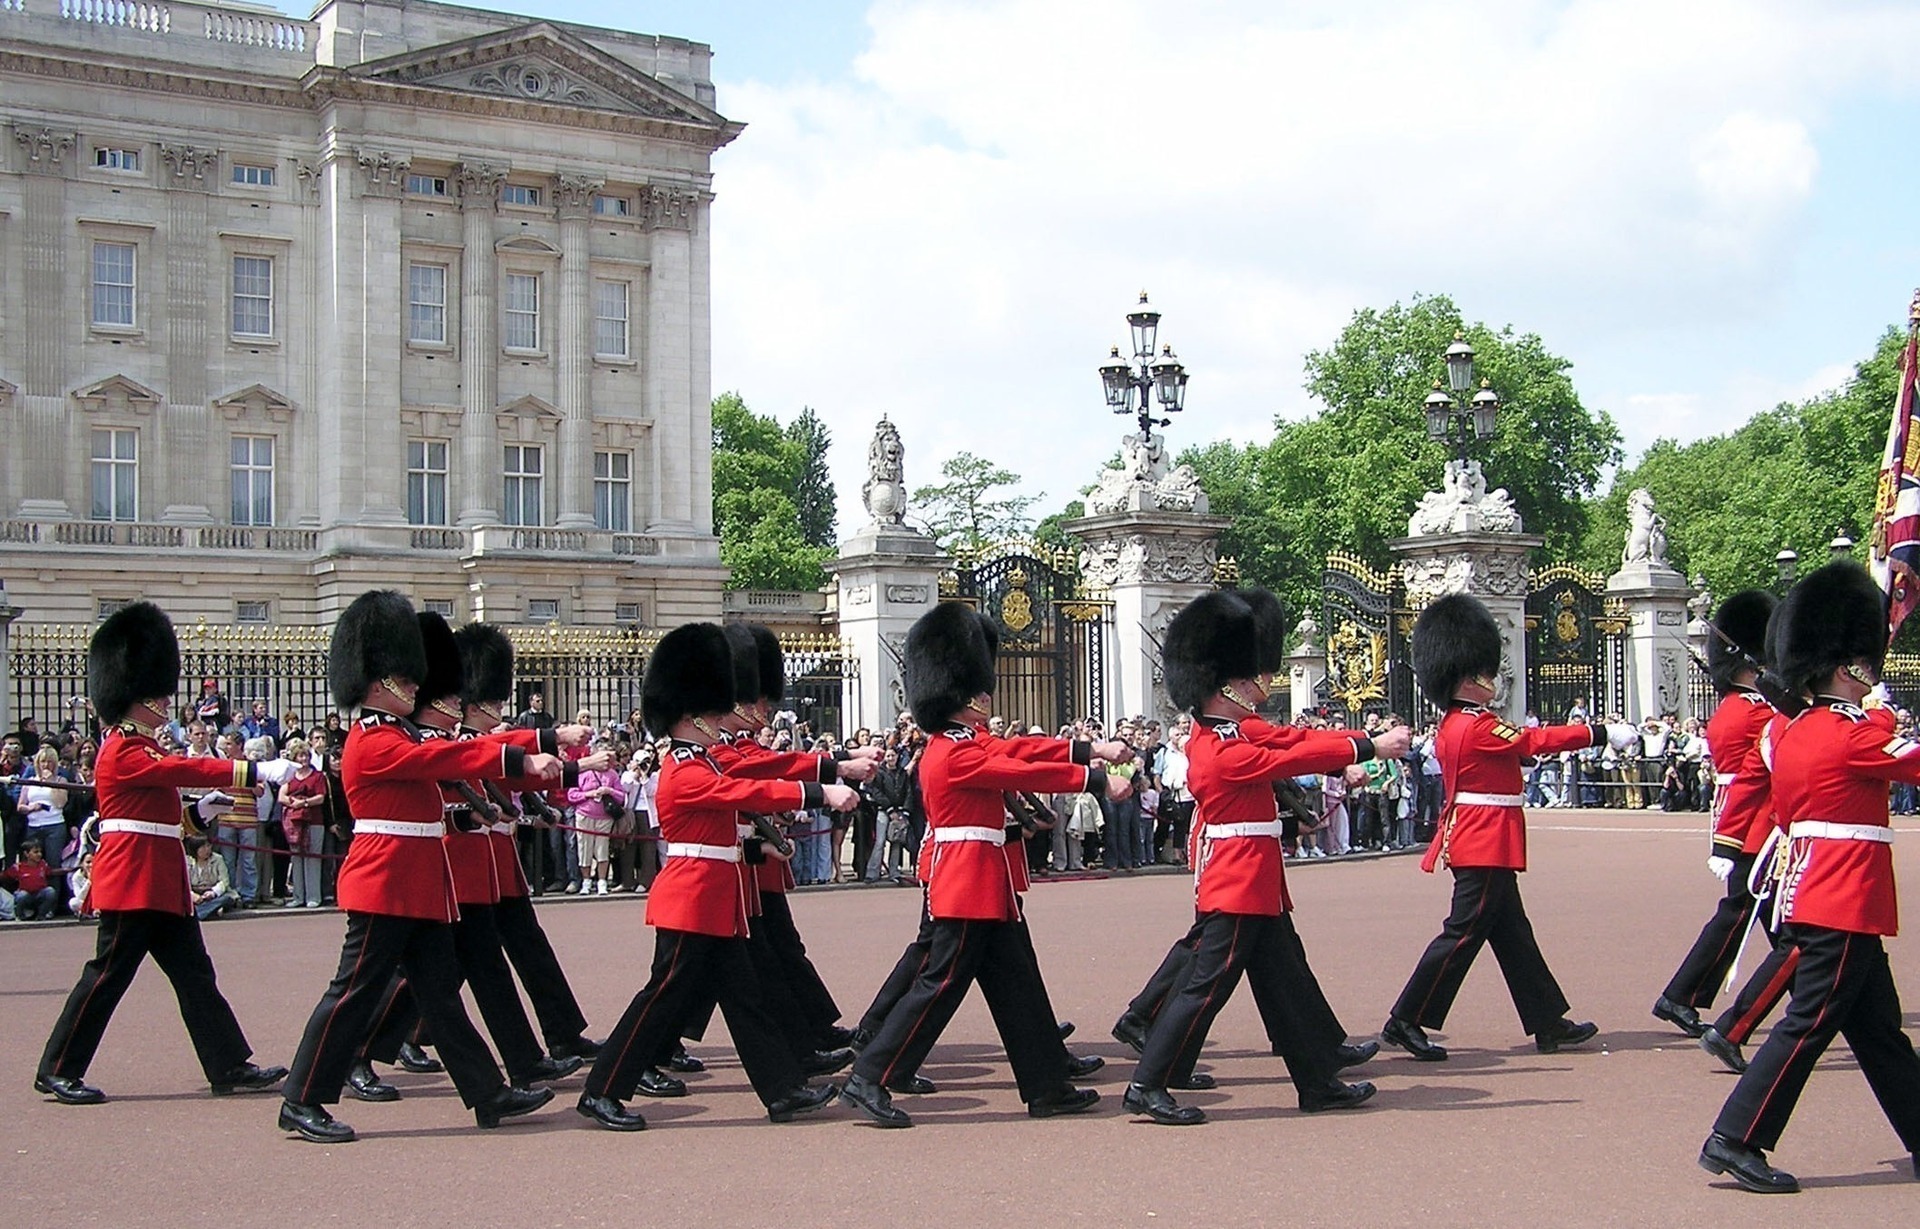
[0,0,740,627]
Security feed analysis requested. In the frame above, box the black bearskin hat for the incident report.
[1239,587,1289,675]
[88,601,181,724]
[750,625,785,705]
[1162,591,1260,713]
[978,613,1001,661]
[906,602,996,729]
[453,623,514,706]
[641,622,734,737]
[1707,589,1776,695]
[1412,593,1503,703]
[414,613,464,708]
[1774,561,1887,694]
[723,623,760,709]
[330,590,427,709]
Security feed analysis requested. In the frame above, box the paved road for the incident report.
[3,810,1915,1227]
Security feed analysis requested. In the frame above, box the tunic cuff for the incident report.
[503,745,527,777]
[560,761,581,788]
[799,781,826,810]
[537,728,559,756]
[1084,767,1109,797]
[1070,739,1092,766]
[1349,736,1375,764]
[832,747,850,763]
[1587,723,1609,749]
[818,757,839,785]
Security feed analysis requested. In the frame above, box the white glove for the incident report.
[1707,855,1735,882]
[1604,724,1640,752]
[195,791,235,822]
[1865,682,1893,709]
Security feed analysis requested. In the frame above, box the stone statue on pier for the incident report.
[1622,488,1670,566]
[1085,431,1208,515]
[862,416,908,526]
[1406,458,1523,536]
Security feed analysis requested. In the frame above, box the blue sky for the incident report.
[409,2,1920,540]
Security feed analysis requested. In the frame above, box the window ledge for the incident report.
[407,340,454,355]
[593,354,638,368]
[503,348,550,362]
[88,326,145,342]
[229,335,280,349]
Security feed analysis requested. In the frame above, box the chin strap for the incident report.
[1218,686,1260,714]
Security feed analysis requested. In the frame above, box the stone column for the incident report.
[553,173,601,529]
[1393,531,1543,718]
[1609,556,1693,722]
[644,186,697,533]
[159,143,217,523]
[0,579,21,737]
[1286,618,1328,718]
[825,525,950,732]
[455,161,506,528]
[13,126,74,519]
[1069,508,1231,721]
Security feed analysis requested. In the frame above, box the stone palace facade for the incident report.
[0,0,740,626]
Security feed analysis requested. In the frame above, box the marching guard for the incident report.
[278,591,564,1142]
[1381,594,1638,1061]
[1121,591,1392,1125]
[1700,562,1920,1193]
[36,602,287,1104]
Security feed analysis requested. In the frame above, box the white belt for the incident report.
[1454,792,1526,808]
[1788,821,1895,844]
[1202,821,1284,840]
[489,822,516,836]
[736,823,753,840]
[1714,773,1737,786]
[100,818,182,840]
[932,826,1007,846]
[666,842,742,862]
[354,819,446,839]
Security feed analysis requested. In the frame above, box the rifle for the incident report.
[0,776,95,791]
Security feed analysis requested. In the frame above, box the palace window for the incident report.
[406,174,448,197]
[503,444,544,527]
[406,439,449,526]
[593,280,629,358]
[91,241,136,328]
[593,450,632,532]
[235,601,270,624]
[232,164,275,187]
[231,255,274,338]
[90,428,138,522]
[527,598,561,623]
[501,184,541,207]
[408,263,448,344]
[230,435,274,526]
[503,273,541,351]
[94,147,140,171]
[592,194,630,217]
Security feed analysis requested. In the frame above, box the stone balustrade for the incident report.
[2,0,316,70]
[0,519,318,552]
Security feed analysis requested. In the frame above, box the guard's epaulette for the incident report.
[1738,690,1768,706]
[1213,720,1241,739]
[943,726,974,742]
[1831,701,1868,722]
[1487,716,1522,742]
[670,745,700,763]
[1459,704,1487,715]
[359,713,391,728]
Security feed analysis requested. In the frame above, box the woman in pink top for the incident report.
[567,744,623,895]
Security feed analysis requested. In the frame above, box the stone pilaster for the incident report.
[826,525,951,731]
[1608,557,1694,721]
[1287,640,1328,718]
[1392,530,1544,718]
[161,151,214,523]
[644,187,696,531]
[553,172,601,529]
[16,131,72,518]
[454,160,506,527]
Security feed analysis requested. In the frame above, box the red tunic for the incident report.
[1767,699,1915,936]
[1707,690,1778,856]
[335,714,530,922]
[480,726,554,899]
[1421,705,1604,873]
[1187,717,1369,916]
[715,733,836,894]
[90,726,256,915]
[919,723,1101,922]
[646,740,820,938]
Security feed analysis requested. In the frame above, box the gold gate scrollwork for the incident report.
[1327,620,1387,712]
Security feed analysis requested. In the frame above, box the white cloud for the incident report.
[707,0,1920,538]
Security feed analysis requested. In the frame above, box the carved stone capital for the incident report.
[12,126,76,175]
[295,162,323,199]
[354,148,413,199]
[159,143,219,189]
[553,172,603,217]
[644,185,698,230]
[454,160,508,211]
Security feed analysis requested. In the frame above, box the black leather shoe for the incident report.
[549,1035,602,1061]
[1122,1083,1205,1125]
[1057,1020,1076,1041]
[801,1047,855,1077]
[1028,1084,1100,1118]
[475,1084,553,1129]
[211,1062,289,1096]
[576,1092,647,1131]
[1335,1040,1380,1070]
[665,1046,705,1073]
[886,1074,937,1095]
[1382,1017,1448,1062]
[1065,1053,1105,1079]
[1112,1012,1150,1055]
[1700,1027,1748,1074]
[1299,1079,1377,1113]
[33,1074,105,1105]
[1653,996,1708,1038]
[519,1054,584,1084]
[1535,1019,1600,1054]
[396,1042,443,1073]
[848,1027,874,1054]
[1699,1132,1799,1194]
[1169,1072,1216,1091]
[841,1073,912,1127]
[278,1100,356,1143]
[766,1083,836,1123]
[346,1062,400,1102]
[818,1025,856,1049]
[635,1068,688,1098]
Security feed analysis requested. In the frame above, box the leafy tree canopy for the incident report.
[914,451,1040,552]
[711,391,832,590]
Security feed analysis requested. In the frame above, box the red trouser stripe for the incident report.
[880,922,969,1087]
[1739,934,1849,1142]
[1174,917,1243,1065]
[1729,947,1801,1045]
[1414,874,1493,1024]
[601,936,687,1092]
[53,915,127,1075]
[294,926,373,1103]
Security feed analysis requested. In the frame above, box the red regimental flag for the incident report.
[1871,292,1920,637]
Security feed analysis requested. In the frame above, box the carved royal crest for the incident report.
[1326,620,1387,712]
[1000,568,1034,633]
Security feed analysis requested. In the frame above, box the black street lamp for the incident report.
[1422,332,1500,463]
[1099,291,1188,437]
[1775,549,1799,593]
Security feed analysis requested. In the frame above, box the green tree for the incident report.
[1181,294,1623,620]
[914,452,1040,552]
[785,406,838,549]
[711,392,831,590]
[1035,499,1086,552]
[1578,325,1907,599]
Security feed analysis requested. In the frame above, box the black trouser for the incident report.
[1132,911,1334,1095]
[1662,852,1761,1008]
[284,912,504,1108]
[357,904,549,1083]
[1714,936,1799,1045]
[852,806,877,880]
[39,908,253,1082]
[586,928,800,1105]
[1391,868,1570,1035]
[758,891,840,1041]
[852,915,1068,1103]
[1131,915,1347,1054]
[1713,925,1920,1153]
[861,899,936,1036]
[493,893,590,1048]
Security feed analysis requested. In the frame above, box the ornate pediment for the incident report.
[496,235,562,257]
[497,394,561,419]
[0,376,16,407]
[73,374,162,414]
[213,383,296,423]
[353,23,726,127]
